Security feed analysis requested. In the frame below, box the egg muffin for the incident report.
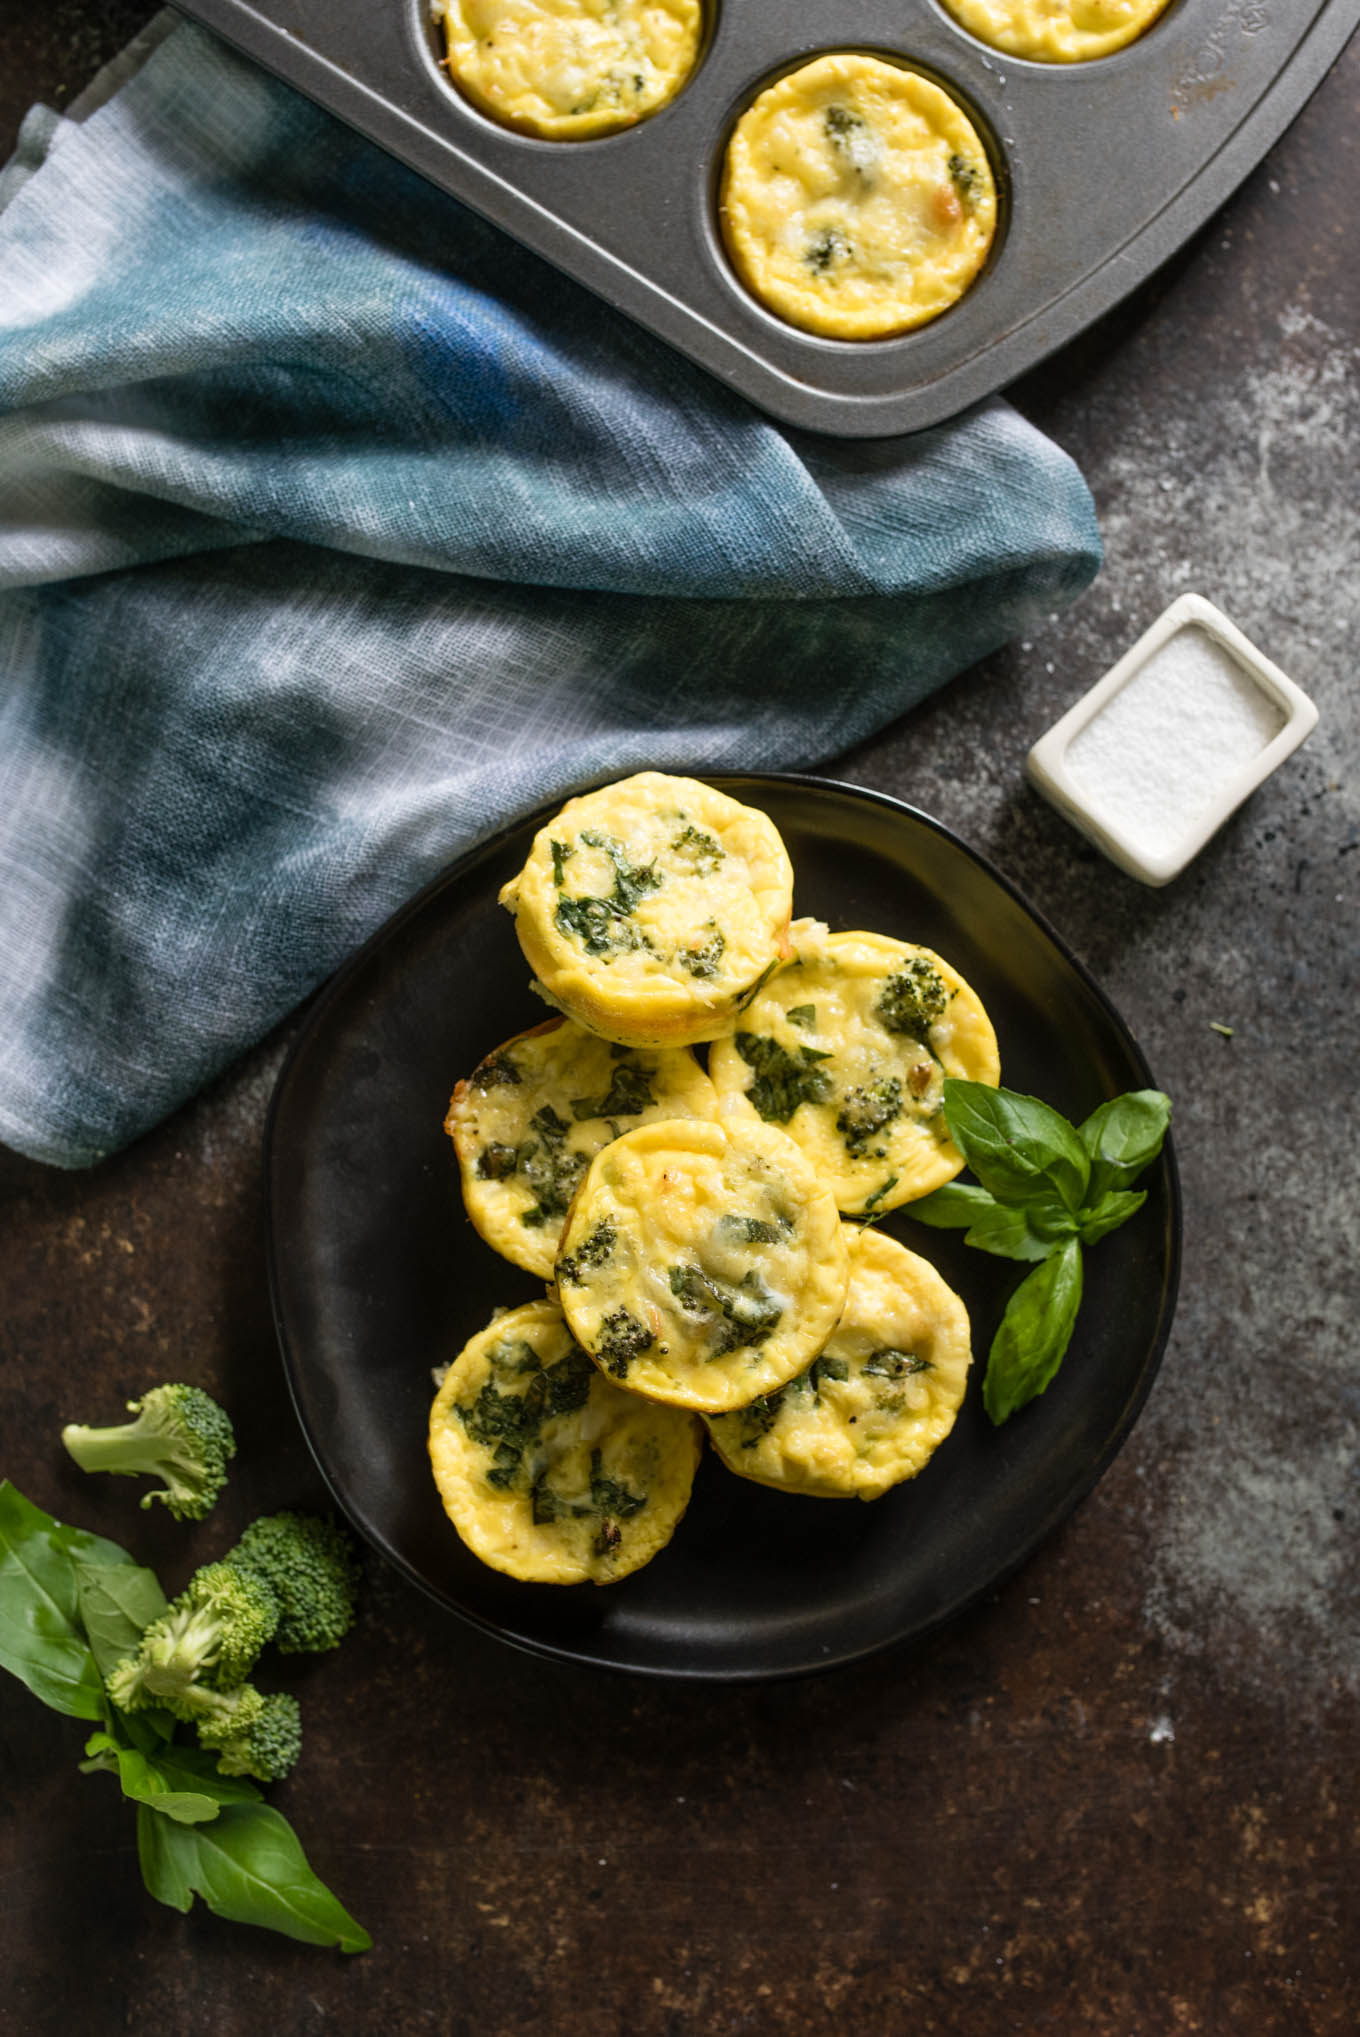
[706,921,1000,1216]
[499,773,795,1048]
[719,53,997,341]
[939,0,1173,64]
[433,0,703,141]
[429,1299,703,1583]
[707,1226,971,1499]
[447,1018,717,1277]
[555,1117,849,1413]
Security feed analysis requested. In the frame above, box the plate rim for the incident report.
[264,769,1182,1682]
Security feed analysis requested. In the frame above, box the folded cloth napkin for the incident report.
[0,16,1100,1170]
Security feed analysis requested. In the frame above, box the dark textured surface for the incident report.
[1,10,1357,2033]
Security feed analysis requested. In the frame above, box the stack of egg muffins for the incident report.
[429,772,1000,1585]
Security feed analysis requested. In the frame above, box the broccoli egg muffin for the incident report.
[429,1299,703,1583]
[447,1018,717,1277]
[707,1226,972,1499]
[939,0,1172,64]
[555,1116,849,1413]
[433,0,703,141]
[499,773,795,1048]
[719,53,997,341]
[706,921,1000,1216]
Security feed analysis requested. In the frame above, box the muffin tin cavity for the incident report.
[429,0,706,140]
[937,0,1176,66]
[716,52,1004,342]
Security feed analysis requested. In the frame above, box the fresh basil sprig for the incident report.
[0,1480,369,1951]
[911,1080,1171,1423]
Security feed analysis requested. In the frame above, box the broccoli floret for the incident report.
[106,1561,280,1713]
[225,1512,361,1654]
[189,1683,303,1783]
[875,961,948,1042]
[61,1383,236,1520]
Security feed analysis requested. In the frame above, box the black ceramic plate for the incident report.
[266,774,1180,1680]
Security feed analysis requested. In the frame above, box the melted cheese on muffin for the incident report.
[707,1226,971,1499]
[706,921,1000,1215]
[434,0,703,140]
[555,1117,849,1412]
[939,0,1172,63]
[719,54,997,341]
[499,773,795,1047]
[446,1018,717,1277]
[429,1299,702,1582]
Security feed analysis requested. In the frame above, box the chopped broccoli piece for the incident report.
[556,1220,617,1286]
[948,152,981,204]
[595,1308,654,1376]
[669,823,724,873]
[680,929,726,980]
[836,1076,902,1156]
[825,103,864,142]
[225,1513,362,1655]
[107,1561,280,1713]
[805,225,851,273]
[875,961,948,1042]
[61,1383,236,1521]
[190,1683,303,1783]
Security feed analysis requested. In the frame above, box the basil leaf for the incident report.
[1079,1091,1171,1203]
[908,1182,999,1230]
[85,1729,261,1824]
[102,1697,178,1752]
[963,1200,1069,1263]
[0,1482,137,1719]
[1078,1188,1147,1246]
[983,1239,1084,1424]
[943,1081,1091,1213]
[72,1558,168,1682]
[137,1802,372,1951]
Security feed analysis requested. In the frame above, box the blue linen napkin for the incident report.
[0,17,1101,1169]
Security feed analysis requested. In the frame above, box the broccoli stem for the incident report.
[60,1421,185,1477]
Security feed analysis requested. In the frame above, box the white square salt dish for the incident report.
[1026,593,1319,887]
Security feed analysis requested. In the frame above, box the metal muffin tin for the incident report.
[174,0,1359,436]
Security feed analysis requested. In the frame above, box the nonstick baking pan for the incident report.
[172,0,1360,435]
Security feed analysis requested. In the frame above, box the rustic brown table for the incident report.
[1,8,1356,2032]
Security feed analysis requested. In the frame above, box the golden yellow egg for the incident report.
[720,53,997,340]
